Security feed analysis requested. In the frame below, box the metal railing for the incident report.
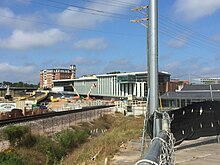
[136,130,175,165]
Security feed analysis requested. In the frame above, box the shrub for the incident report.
[2,125,29,146]
[76,129,90,144]
[0,152,24,165]
[19,133,37,148]
[16,148,46,165]
[34,136,65,164]
[55,129,78,149]
[55,129,90,150]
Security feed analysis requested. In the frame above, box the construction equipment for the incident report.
[85,83,96,100]
[70,84,80,99]
[50,95,59,102]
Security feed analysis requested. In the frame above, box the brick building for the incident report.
[40,65,76,89]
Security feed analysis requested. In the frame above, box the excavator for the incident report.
[70,84,80,99]
[85,83,96,100]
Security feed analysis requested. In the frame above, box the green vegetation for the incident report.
[63,114,144,164]
[0,113,144,165]
[55,129,90,150]
[2,125,29,146]
[33,136,65,164]
[0,81,38,88]
[0,152,24,165]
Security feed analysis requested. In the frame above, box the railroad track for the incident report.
[0,105,114,126]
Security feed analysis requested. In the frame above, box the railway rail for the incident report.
[0,105,114,127]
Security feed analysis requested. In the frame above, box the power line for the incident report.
[136,9,220,50]
[44,0,132,18]
[159,22,220,52]
[6,0,220,53]
[159,15,220,47]
[79,0,135,9]
[92,0,141,6]
[158,27,219,54]
[21,0,132,20]
[0,14,144,37]
[21,0,219,53]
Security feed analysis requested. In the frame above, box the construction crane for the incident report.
[70,84,80,99]
[85,83,96,100]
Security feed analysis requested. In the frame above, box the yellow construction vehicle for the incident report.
[50,96,59,102]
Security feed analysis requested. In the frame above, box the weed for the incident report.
[2,125,29,146]
[0,152,24,165]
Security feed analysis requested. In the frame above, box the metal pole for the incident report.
[210,84,214,101]
[147,5,150,114]
[149,0,160,137]
[149,0,158,115]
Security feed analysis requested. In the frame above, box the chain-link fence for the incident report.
[136,131,175,165]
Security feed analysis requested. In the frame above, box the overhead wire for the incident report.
[2,0,220,55]
[158,28,218,56]
[0,14,144,37]
[92,0,141,6]
[158,23,220,53]
[44,0,132,18]
[137,10,220,52]
[20,0,132,20]
[159,15,220,47]
[159,15,220,49]
[79,0,136,9]
[24,0,220,52]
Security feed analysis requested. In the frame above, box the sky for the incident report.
[1,0,220,84]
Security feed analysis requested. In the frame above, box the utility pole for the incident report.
[131,3,150,157]
[131,0,160,137]
[130,5,150,93]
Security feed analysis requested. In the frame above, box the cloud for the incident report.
[167,38,187,48]
[0,63,35,73]
[0,63,38,83]
[74,38,108,51]
[73,56,100,66]
[0,7,38,30]
[103,58,145,73]
[211,34,220,42]
[161,58,220,80]
[56,0,138,28]
[173,0,220,21]
[0,29,68,50]
[164,61,181,70]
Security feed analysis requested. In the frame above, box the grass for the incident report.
[0,113,144,165]
[63,113,144,165]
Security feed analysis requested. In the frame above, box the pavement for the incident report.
[111,139,142,165]
[111,136,220,165]
[175,136,220,165]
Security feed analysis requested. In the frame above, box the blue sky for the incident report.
[1,0,220,84]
